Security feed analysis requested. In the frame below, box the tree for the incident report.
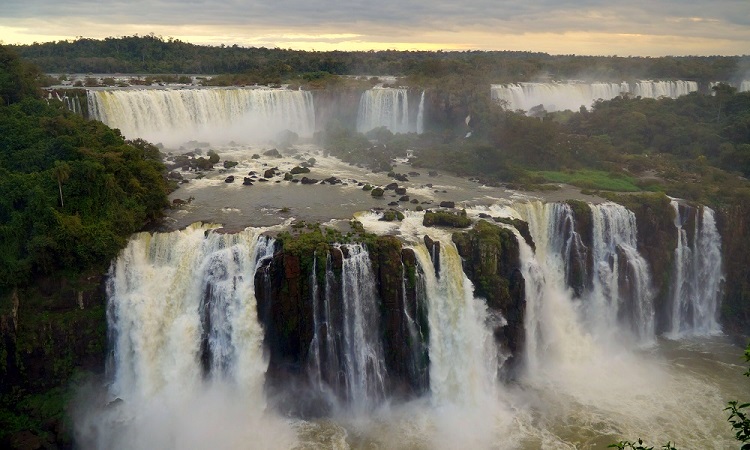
[51,160,70,208]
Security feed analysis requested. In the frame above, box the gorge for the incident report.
[4,61,750,449]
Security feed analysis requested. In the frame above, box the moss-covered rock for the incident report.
[423,210,472,228]
[452,220,525,377]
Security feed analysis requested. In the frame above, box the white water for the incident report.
[668,200,723,337]
[76,209,745,449]
[87,88,316,146]
[741,80,750,92]
[357,87,418,134]
[491,80,698,113]
[589,202,655,344]
[77,224,296,449]
[338,244,388,411]
[416,90,425,134]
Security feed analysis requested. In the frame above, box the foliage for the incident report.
[423,210,472,228]
[726,346,750,448]
[0,44,170,287]
[10,35,745,85]
[535,169,642,192]
[608,439,676,450]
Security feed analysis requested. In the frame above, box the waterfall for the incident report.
[307,244,387,412]
[87,87,316,146]
[106,224,275,399]
[411,241,498,406]
[589,203,655,343]
[510,202,596,369]
[357,87,413,134]
[416,90,425,134]
[491,80,698,113]
[740,80,750,92]
[668,201,723,337]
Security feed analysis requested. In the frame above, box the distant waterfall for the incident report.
[411,241,499,405]
[307,244,387,412]
[87,88,316,146]
[491,80,698,113]
[357,87,417,134]
[668,201,723,337]
[107,224,274,399]
[740,80,750,92]
[590,203,654,343]
[416,90,425,134]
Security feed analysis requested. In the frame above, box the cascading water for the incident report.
[589,202,655,343]
[307,244,387,413]
[87,87,316,146]
[85,224,296,449]
[356,87,414,134]
[416,90,425,134]
[741,80,750,92]
[668,200,723,337]
[491,80,698,113]
[411,241,499,406]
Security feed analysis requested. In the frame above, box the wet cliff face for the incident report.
[717,203,750,336]
[452,220,525,377]
[0,273,107,448]
[608,194,677,333]
[255,232,431,416]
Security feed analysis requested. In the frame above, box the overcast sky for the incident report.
[1,0,748,56]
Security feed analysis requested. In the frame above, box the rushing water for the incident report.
[668,200,723,337]
[76,202,745,449]
[87,87,316,145]
[491,80,699,113]
[357,87,422,134]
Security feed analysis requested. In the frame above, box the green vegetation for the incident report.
[10,35,745,85]
[423,210,472,228]
[0,44,169,447]
[534,169,641,192]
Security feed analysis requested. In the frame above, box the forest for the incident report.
[10,34,748,85]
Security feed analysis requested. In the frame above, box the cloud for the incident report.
[1,0,748,55]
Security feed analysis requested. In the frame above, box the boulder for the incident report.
[439,201,456,208]
[290,166,310,175]
[395,187,407,195]
[264,148,282,158]
[371,187,385,197]
[243,177,254,186]
[224,176,235,183]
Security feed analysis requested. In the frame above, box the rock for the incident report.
[423,210,471,228]
[395,187,407,195]
[307,157,316,166]
[284,172,293,181]
[416,205,424,211]
[224,176,235,183]
[399,196,410,202]
[259,178,269,182]
[440,201,455,208]
[408,171,420,177]
[394,173,409,182]
[379,209,405,221]
[323,176,340,184]
[385,182,399,190]
[388,201,399,206]
[291,179,300,183]
[223,160,238,169]
[479,213,491,219]
[301,177,318,185]
[426,183,433,188]
[363,184,373,191]
[168,170,183,180]
[264,148,282,158]
[243,177,254,186]
[248,171,258,176]
[251,154,261,159]
[263,168,276,178]
[371,187,385,197]
[428,171,438,177]
[290,166,310,175]
[410,198,419,204]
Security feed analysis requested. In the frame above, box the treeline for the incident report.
[0,45,169,289]
[10,34,747,84]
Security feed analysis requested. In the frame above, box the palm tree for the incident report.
[52,161,71,208]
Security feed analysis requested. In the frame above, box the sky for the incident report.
[1,0,749,56]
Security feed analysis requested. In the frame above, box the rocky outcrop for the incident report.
[452,220,525,378]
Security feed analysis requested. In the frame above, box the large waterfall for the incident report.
[356,87,423,134]
[87,88,316,146]
[668,200,723,337]
[78,203,741,448]
[491,80,698,113]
